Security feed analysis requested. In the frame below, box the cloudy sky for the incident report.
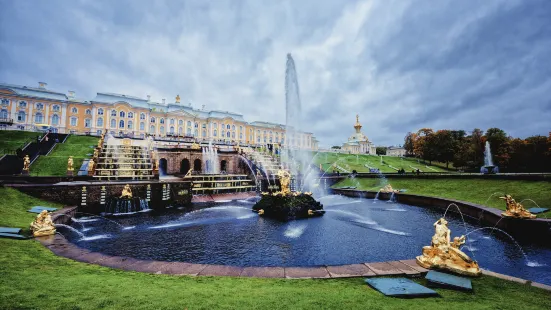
[1,0,550,147]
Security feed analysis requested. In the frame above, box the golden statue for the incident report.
[93,148,99,159]
[500,195,536,219]
[97,139,103,148]
[67,156,74,171]
[380,184,399,193]
[22,155,30,172]
[277,169,291,195]
[88,159,95,172]
[416,218,481,276]
[121,184,132,199]
[258,209,265,215]
[176,95,181,103]
[30,210,56,237]
[191,141,201,150]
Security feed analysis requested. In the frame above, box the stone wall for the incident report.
[156,150,245,175]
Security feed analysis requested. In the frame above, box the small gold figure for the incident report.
[191,142,201,150]
[500,195,536,219]
[308,209,314,216]
[93,148,99,159]
[258,209,264,215]
[97,139,103,148]
[380,184,399,194]
[277,169,291,196]
[416,218,481,276]
[22,155,30,172]
[30,210,56,237]
[88,159,95,173]
[121,184,132,199]
[176,95,180,103]
[67,156,74,171]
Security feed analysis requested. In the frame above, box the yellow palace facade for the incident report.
[0,82,319,150]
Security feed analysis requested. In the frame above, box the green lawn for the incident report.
[334,178,551,218]
[1,187,550,309]
[32,135,98,176]
[0,130,41,155]
[313,152,449,173]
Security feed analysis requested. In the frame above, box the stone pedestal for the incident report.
[66,170,74,177]
[21,170,29,176]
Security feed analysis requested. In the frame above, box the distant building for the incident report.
[387,146,406,157]
[341,115,376,154]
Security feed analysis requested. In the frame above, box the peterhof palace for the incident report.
[0,82,319,150]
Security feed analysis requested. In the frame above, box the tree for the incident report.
[331,146,341,149]
[376,147,387,155]
[469,128,485,169]
[434,130,455,168]
[404,132,416,156]
[485,128,510,168]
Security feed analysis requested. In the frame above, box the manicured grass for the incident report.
[313,152,449,173]
[1,188,550,309]
[334,178,551,218]
[0,130,41,155]
[32,135,98,176]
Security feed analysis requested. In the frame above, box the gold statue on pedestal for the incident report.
[88,159,95,175]
[416,218,481,276]
[277,169,291,196]
[121,184,133,199]
[500,195,536,219]
[191,142,201,150]
[30,210,56,237]
[67,156,74,171]
[22,155,30,172]
[380,184,399,193]
[93,148,99,159]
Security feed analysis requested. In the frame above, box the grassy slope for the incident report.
[1,188,550,309]
[0,130,40,155]
[334,178,551,218]
[313,152,449,173]
[32,135,98,176]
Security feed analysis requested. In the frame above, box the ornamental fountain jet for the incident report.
[202,141,219,174]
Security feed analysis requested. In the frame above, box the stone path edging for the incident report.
[35,234,551,291]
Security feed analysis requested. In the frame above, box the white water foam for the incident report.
[79,234,111,241]
[527,261,546,267]
[284,223,307,238]
[215,200,233,203]
[73,218,99,223]
[384,208,407,212]
[122,226,136,230]
[237,214,256,219]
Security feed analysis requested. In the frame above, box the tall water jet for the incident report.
[484,141,493,167]
[203,141,219,174]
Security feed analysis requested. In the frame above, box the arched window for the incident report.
[213,122,217,128]
[269,131,273,136]
[52,105,60,112]
[111,110,116,116]
[140,122,145,130]
[160,126,165,134]
[140,113,145,120]
[51,114,59,125]
[240,133,243,139]
[150,125,155,133]
[85,109,91,115]
[213,129,217,137]
[17,111,26,122]
[178,127,183,134]
[128,112,133,118]
[194,129,198,137]
[160,118,165,124]
[119,111,125,118]
[194,122,198,128]
[19,101,27,108]
[0,109,7,118]
[186,127,191,135]
[221,123,225,129]
[128,120,133,130]
[70,117,77,126]
[71,107,78,114]
[227,124,231,130]
[269,138,272,143]
[202,130,206,137]
[239,126,242,131]
[97,117,104,127]
[150,117,156,123]
[187,121,191,127]
[170,119,174,125]
[119,120,125,128]
[170,126,174,133]
[202,123,206,129]
[85,119,91,128]
[110,119,116,128]
[1,99,9,105]
[36,103,44,110]
[232,132,235,138]
[98,108,104,115]
[34,113,43,123]
[226,132,230,138]
[232,125,235,130]
[178,119,183,126]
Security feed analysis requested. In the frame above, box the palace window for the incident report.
[17,111,26,122]
[160,118,165,124]
[213,122,217,128]
[119,120,125,128]
[263,131,266,136]
[227,124,231,130]
[150,117,156,123]
[187,121,191,127]
[85,119,91,128]
[35,113,43,123]
[232,125,235,131]
[202,123,206,129]
[186,127,191,135]
[194,122,198,128]
[150,125,155,133]
[202,130,206,137]
[178,119,183,126]
[98,108,104,115]
[71,107,78,114]
[178,127,183,134]
[231,132,235,138]
[51,114,59,125]
[213,129,217,137]
[1,99,9,106]
[70,117,77,126]
[140,122,145,131]
[97,117,104,127]
[264,137,266,143]
[128,121,133,130]
[128,112,133,118]
[239,126,242,132]
[170,119,174,125]
[36,103,44,110]
[276,137,279,143]
[85,109,91,115]
[119,111,125,118]
[170,126,174,133]
[19,101,27,108]
[140,113,145,120]
[226,132,230,138]
[110,119,116,128]
[257,137,260,143]
[111,110,116,116]
[52,105,60,112]
[0,109,7,119]
[239,133,243,140]
[221,131,225,137]
[160,126,165,134]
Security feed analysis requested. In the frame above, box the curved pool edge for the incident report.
[331,189,551,242]
[34,234,551,291]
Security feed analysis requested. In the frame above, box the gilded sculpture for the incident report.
[88,159,95,173]
[30,210,56,237]
[191,141,201,150]
[176,94,181,103]
[277,169,291,195]
[380,184,399,194]
[22,155,30,172]
[500,195,536,219]
[121,184,133,199]
[416,217,481,276]
[93,148,99,159]
[67,156,74,171]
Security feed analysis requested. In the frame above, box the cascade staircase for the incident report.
[93,142,154,180]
